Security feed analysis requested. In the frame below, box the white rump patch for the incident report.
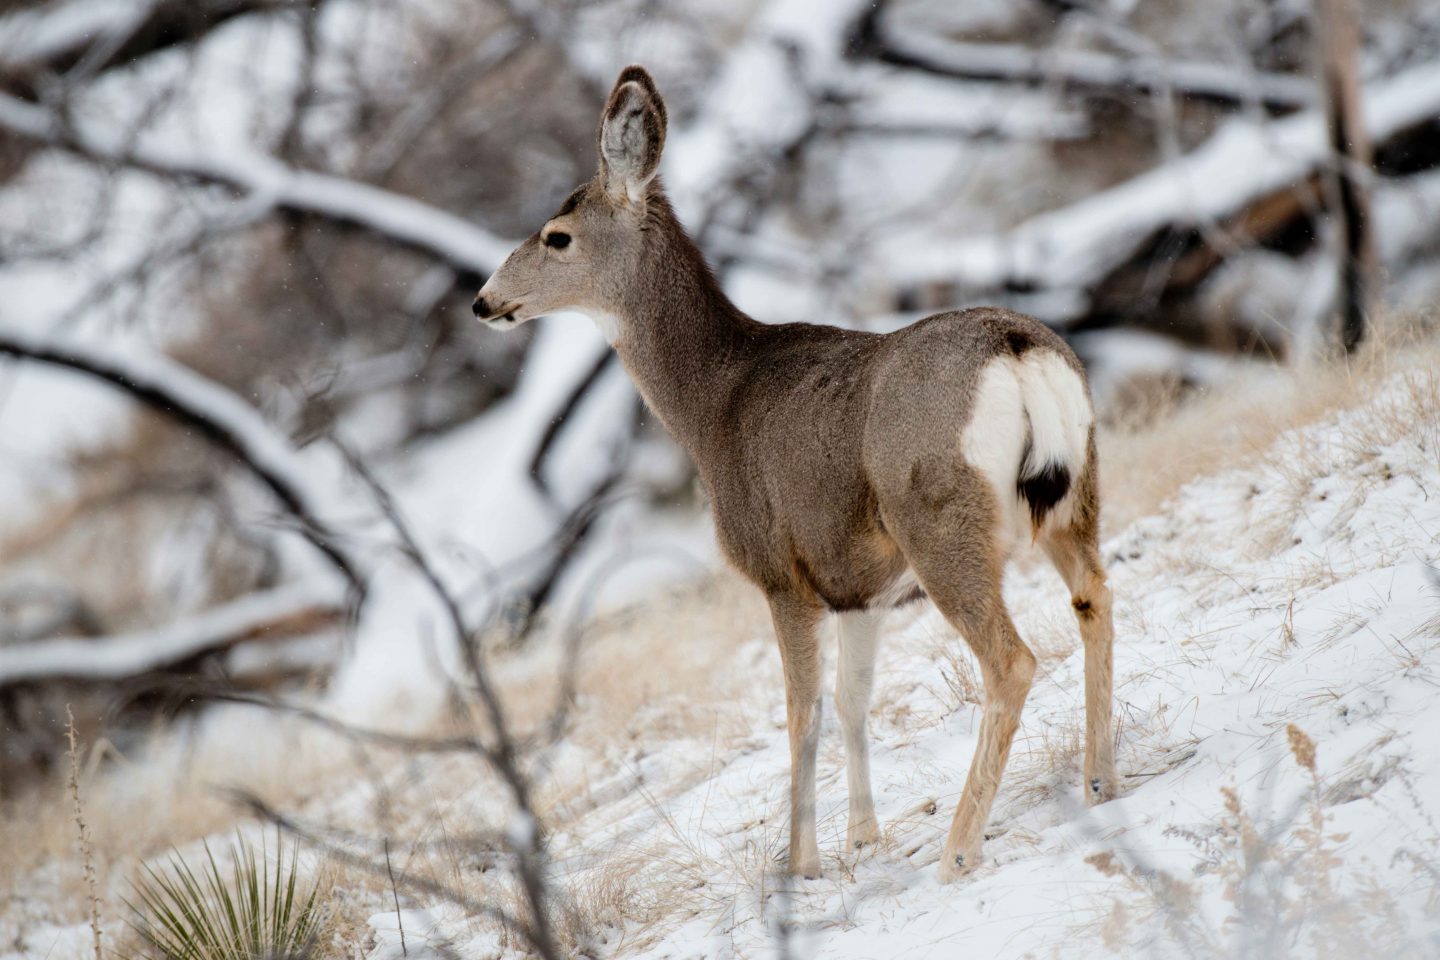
[1015,351,1093,483]
[960,351,1093,548]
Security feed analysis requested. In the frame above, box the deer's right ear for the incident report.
[598,66,667,204]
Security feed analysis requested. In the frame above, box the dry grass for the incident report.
[0,715,369,938]
[1096,318,1440,534]
[1082,725,1440,958]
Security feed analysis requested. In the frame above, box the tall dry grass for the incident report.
[1097,317,1440,533]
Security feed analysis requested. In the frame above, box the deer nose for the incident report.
[472,295,490,318]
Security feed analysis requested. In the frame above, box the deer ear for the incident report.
[598,66,667,203]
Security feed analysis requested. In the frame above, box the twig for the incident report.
[384,837,407,957]
[332,439,561,960]
[526,347,617,505]
[0,0,325,101]
[66,705,103,960]
[230,792,537,947]
[0,91,512,283]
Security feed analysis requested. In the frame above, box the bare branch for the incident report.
[332,440,561,960]
[525,347,617,505]
[1315,0,1375,352]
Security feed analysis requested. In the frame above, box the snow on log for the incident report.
[0,582,342,687]
[855,29,1317,113]
[0,326,366,590]
[881,61,1440,323]
[0,92,514,279]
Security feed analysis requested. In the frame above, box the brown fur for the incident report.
[473,66,1117,881]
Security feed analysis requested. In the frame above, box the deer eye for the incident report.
[544,232,571,250]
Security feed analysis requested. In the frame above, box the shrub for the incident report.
[126,829,327,960]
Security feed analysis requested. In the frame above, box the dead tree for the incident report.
[1315,0,1375,352]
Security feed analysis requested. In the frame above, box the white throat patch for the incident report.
[582,309,623,345]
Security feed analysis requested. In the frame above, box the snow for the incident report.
[0,0,153,73]
[347,359,1438,959]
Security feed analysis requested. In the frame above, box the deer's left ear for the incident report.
[598,65,668,204]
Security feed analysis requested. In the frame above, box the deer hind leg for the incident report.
[883,494,1035,882]
[836,609,884,850]
[933,595,1035,882]
[768,592,825,878]
[1042,521,1117,804]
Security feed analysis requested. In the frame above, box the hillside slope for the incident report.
[4,339,1438,960]
[462,344,1440,958]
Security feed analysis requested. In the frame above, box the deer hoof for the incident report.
[1087,776,1116,805]
[936,848,978,884]
[789,853,822,880]
[847,818,880,851]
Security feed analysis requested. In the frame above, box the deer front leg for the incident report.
[836,610,884,850]
[769,594,825,879]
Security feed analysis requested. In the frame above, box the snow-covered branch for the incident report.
[849,7,1316,112]
[882,61,1440,323]
[0,582,341,687]
[0,92,514,278]
[0,326,367,591]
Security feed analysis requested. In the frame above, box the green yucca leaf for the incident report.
[125,828,326,960]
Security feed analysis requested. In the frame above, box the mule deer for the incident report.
[472,66,1116,881]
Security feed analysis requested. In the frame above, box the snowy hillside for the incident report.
[437,341,1440,958]
[9,334,1436,960]
[548,361,1440,959]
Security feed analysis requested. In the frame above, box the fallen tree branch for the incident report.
[0,583,341,687]
[0,327,367,591]
[0,93,513,281]
[882,61,1440,327]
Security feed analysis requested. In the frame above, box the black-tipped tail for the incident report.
[1018,457,1071,528]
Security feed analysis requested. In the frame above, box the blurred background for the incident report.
[2,0,1438,790]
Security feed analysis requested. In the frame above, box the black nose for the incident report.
[472,295,489,318]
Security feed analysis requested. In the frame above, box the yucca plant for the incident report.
[126,829,327,960]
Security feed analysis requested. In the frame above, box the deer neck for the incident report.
[610,202,756,457]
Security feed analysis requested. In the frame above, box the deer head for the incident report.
[472,65,669,340]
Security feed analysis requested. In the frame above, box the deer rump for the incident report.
[960,348,1093,545]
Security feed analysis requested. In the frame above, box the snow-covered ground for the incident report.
[345,345,1439,959]
[12,337,1434,960]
